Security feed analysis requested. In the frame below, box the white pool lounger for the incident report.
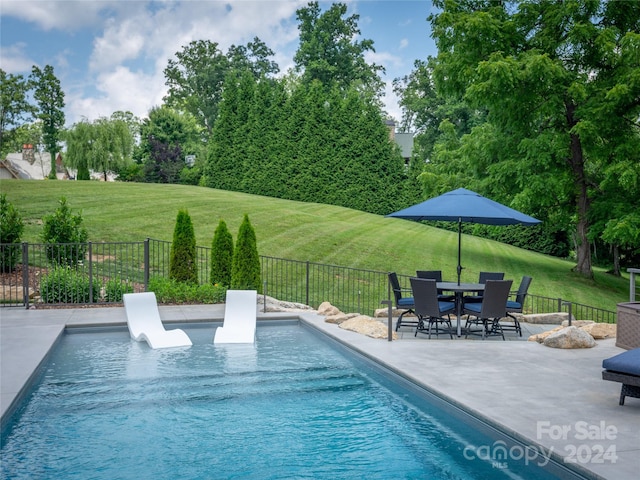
[213,290,257,344]
[123,292,192,349]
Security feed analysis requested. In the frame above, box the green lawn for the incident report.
[2,179,630,311]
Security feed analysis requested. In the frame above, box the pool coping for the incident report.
[1,305,639,479]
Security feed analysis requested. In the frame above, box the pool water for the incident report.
[1,323,578,479]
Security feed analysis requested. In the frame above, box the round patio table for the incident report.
[437,282,485,337]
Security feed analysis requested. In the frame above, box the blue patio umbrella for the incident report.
[387,188,541,284]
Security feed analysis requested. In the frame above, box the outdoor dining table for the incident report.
[436,282,485,337]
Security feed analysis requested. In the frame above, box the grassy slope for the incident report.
[2,179,629,311]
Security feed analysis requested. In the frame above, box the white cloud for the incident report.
[399,38,409,50]
[67,65,166,122]
[0,43,35,73]
[1,0,122,31]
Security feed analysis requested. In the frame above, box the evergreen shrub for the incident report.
[0,194,24,273]
[41,197,89,267]
[40,266,99,303]
[104,279,134,302]
[231,214,261,292]
[149,277,225,304]
[169,209,198,284]
[210,219,234,287]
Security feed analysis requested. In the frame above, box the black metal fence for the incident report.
[0,239,616,323]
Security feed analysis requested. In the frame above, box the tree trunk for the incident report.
[612,244,621,276]
[566,102,592,278]
[48,151,57,179]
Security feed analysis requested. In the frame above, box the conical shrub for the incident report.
[169,209,197,284]
[231,214,261,292]
[210,219,234,287]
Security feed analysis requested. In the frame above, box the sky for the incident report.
[1,0,438,127]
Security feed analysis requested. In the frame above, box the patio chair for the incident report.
[410,277,455,339]
[214,290,258,344]
[500,276,532,337]
[389,272,417,331]
[602,348,640,405]
[463,279,513,340]
[123,292,192,349]
[463,271,505,304]
[416,270,454,301]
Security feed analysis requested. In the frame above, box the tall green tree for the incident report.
[0,69,35,158]
[91,117,134,181]
[140,106,199,183]
[63,119,93,180]
[29,65,65,179]
[231,214,261,292]
[169,209,197,284]
[294,2,384,95]
[428,0,640,277]
[164,38,279,135]
[210,219,234,287]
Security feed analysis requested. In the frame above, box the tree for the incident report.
[63,119,93,180]
[164,38,279,135]
[0,69,35,158]
[30,65,65,180]
[41,197,88,267]
[210,219,234,287]
[231,214,261,292]
[0,194,24,273]
[294,2,384,95]
[169,209,197,284]
[428,0,640,277]
[91,117,133,181]
[139,106,198,183]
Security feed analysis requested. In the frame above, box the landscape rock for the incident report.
[522,312,574,325]
[260,295,314,313]
[543,326,596,349]
[528,326,564,343]
[325,312,360,325]
[317,301,341,316]
[561,320,594,327]
[580,322,616,340]
[339,315,396,340]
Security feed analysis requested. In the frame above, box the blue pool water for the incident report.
[1,323,579,479]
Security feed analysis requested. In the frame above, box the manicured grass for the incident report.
[2,179,629,311]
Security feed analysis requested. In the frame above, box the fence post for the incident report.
[557,297,562,313]
[562,301,573,326]
[88,242,93,304]
[306,261,310,307]
[22,242,29,309]
[144,238,150,291]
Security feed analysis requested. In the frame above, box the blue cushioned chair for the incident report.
[389,272,417,331]
[602,348,640,405]
[501,276,532,337]
[410,277,456,339]
[463,279,513,340]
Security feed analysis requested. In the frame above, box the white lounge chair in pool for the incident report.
[123,292,192,349]
[213,290,257,344]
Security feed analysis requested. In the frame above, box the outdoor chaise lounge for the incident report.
[123,292,192,349]
[213,290,257,344]
[602,348,640,406]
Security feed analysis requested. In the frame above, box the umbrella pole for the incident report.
[457,218,462,285]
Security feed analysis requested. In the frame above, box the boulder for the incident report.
[543,326,596,349]
[580,322,616,340]
[339,315,396,340]
[528,326,564,343]
[374,307,415,318]
[317,301,341,316]
[325,312,360,325]
[522,312,574,325]
[562,320,594,327]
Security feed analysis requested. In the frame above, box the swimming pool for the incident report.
[1,322,582,479]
